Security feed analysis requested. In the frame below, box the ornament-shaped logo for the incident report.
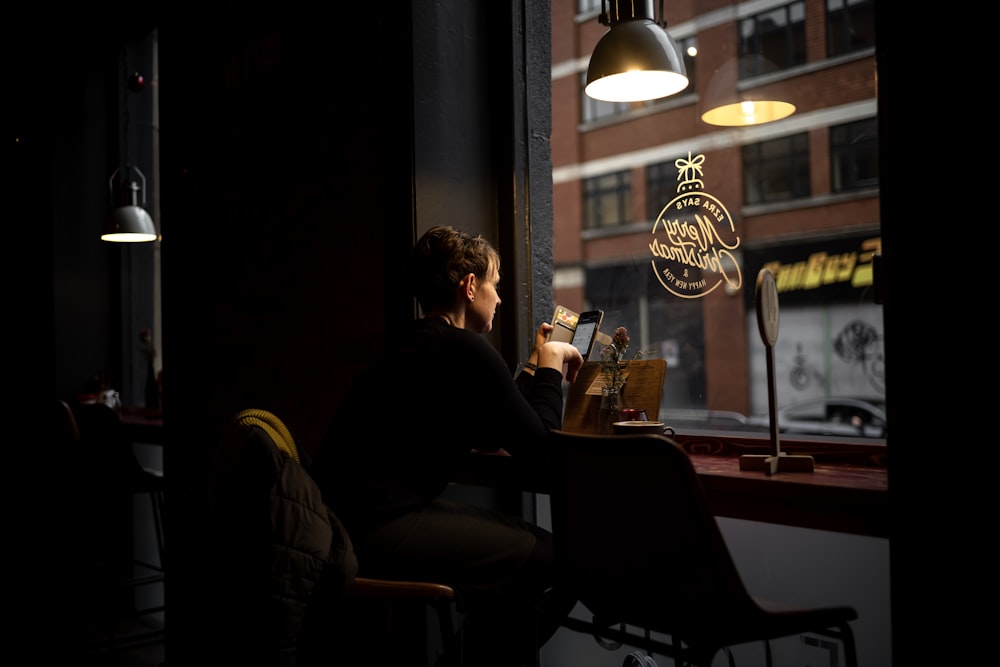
[649,152,742,298]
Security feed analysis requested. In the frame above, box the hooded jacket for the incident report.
[209,415,358,666]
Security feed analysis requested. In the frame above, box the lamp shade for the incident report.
[701,98,795,126]
[585,1,688,103]
[104,202,157,242]
[103,167,157,242]
[700,57,795,127]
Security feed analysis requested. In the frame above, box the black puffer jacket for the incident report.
[210,420,358,666]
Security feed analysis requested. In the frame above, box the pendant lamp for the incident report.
[103,54,156,243]
[103,165,158,242]
[700,56,795,127]
[585,0,689,103]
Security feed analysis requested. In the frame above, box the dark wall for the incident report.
[157,12,412,659]
[160,20,404,453]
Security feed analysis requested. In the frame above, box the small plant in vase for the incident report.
[598,326,647,432]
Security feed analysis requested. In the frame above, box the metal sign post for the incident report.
[739,268,814,474]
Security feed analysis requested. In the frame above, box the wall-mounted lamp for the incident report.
[103,165,157,242]
[586,0,689,103]
[700,57,795,127]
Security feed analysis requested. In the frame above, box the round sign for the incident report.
[755,268,779,347]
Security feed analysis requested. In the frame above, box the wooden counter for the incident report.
[686,453,887,537]
[454,433,888,538]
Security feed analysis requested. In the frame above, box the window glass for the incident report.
[739,1,806,75]
[583,171,631,229]
[646,160,678,221]
[826,0,876,56]
[552,0,883,443]
[742,133,811,204]
[830,117,879,192]
[585,263,707,407]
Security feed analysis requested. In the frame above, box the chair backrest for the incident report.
[210,408,358,664]
[211,408,457,666]
[562,359,667,433]
[547,429,756,640]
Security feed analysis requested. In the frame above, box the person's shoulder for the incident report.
[412,318,481,345]
[404,318,502,367]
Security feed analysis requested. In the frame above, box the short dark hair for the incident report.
[410,226,500,314]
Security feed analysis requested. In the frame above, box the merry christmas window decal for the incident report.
[649,152,742,299]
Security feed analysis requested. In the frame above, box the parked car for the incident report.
[659,408,751,433]
[746,396,887,439]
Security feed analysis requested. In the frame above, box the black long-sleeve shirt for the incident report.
[311,317,564,532]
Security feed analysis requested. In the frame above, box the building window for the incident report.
[830,117,878,192]
[739,1,806,76]
[583,170,632,229]
[578,0,601,13]
[826,0,876,57]
[742,133,810,205]
[646,159,681,220]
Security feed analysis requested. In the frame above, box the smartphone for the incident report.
[570,309,604,360]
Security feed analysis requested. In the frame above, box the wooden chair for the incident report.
[547,429,858,667]
[212,408,460,666]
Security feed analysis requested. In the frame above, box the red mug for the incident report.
[618,407,648,421]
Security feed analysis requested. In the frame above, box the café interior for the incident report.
[20,1,935,666]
